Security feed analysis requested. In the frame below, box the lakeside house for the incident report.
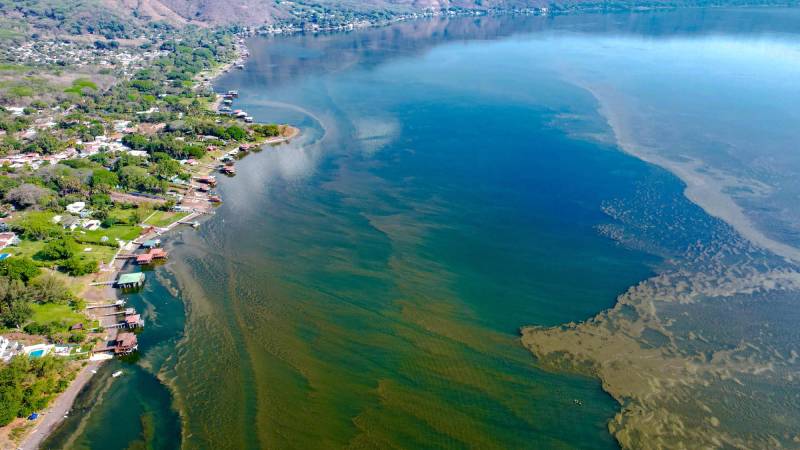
[113,332,138,355]
[141,239,161,249]
[136,247,168,265]
[124,314,143,329]
[117,272,146,289]
[196,175,217,186]
[136,253,154,265]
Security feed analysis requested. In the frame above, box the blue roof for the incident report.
[28,413,39,420]
[142,239,161,248]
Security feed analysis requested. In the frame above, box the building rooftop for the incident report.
[116,332,137,347]
[118,272,146,285]
[136,253,154,264]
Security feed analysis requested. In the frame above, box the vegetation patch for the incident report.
[64,78,98,96]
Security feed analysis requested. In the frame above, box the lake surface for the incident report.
[47,8,800,449]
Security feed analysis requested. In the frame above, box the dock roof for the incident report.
[118,272,145,285]
[136,253,154,264]
[141,239,161,248]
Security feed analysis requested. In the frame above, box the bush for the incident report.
[0,258,41,282]
[68,331,86,343]
[61,257,98,276]
[38,238,75,261]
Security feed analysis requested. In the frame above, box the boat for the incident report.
[112,370,123,378]
[244,116,254,123]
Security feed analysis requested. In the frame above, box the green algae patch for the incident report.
[522,239,800,449]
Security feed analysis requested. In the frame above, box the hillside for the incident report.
[2,0,797,40]
[108,0,800,26]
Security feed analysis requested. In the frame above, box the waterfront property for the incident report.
[136,248,168,265]
[141,239,161,249]
[136,253,154,264]
[113,333,138,355]
[117,272,146,289]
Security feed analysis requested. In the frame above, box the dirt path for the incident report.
[18,360,104,450]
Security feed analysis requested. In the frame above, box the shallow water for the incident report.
[47,8,800,449]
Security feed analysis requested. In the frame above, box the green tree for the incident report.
[225,125,247,141]
[0,258,41,282]
[91,169,119,192]
[0,276,31,328]
[38,238,75,261]
[28,273,72,304]
[61,257,98,276]
[154,158,180,179]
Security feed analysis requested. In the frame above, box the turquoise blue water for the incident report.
[28,349,44,358]
[45,8,800,449]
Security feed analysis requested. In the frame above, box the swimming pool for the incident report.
[29,349,45,358]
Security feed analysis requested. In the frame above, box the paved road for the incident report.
[18,360,103,450]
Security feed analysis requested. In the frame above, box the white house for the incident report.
[0,336,24,362]
[66,201,86,214]
[81,219,101,231]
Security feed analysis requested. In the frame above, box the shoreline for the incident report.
[16,360,105,450]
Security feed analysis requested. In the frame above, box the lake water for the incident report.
[46,8,800,449]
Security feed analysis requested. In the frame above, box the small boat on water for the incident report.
[112,370,123,378]
[244,116,254,123]
[227,90,239,97]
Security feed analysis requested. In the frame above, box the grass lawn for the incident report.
[144,210,188,227]
[29,303,86,326]
[74,244,117,266]
[74,224,142,244]
[107,206,145,223]
[4,239,46,260]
